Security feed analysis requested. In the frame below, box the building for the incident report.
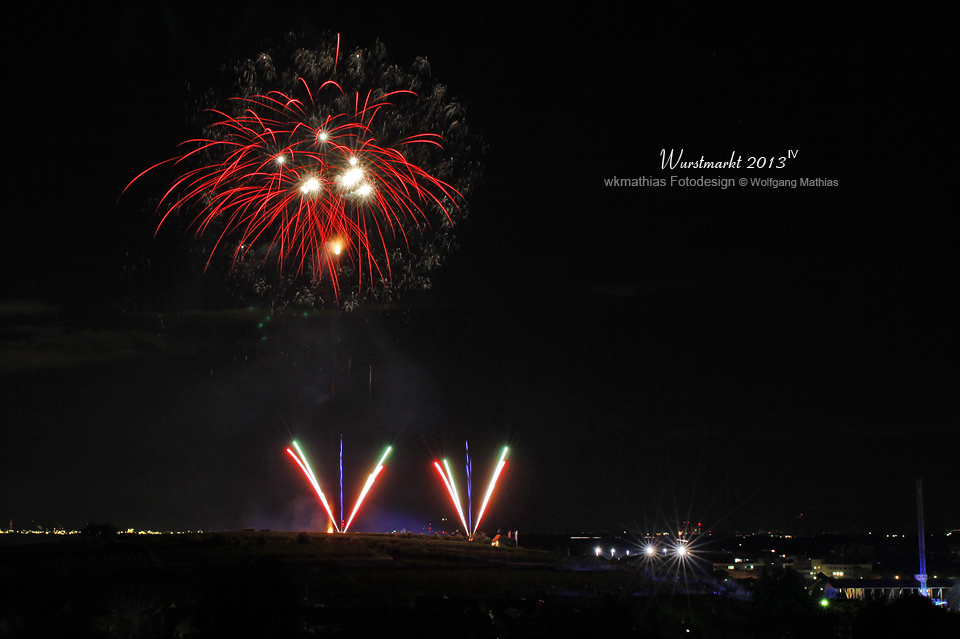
[824,577,955,601]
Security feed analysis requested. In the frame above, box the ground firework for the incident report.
[286,441,392,532]
[434,446,508,537]
[127,34,481,308]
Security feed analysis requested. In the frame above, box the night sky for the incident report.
[3,6,955,535]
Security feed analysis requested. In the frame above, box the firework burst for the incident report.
[127,34,481,308]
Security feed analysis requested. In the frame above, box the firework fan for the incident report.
[129,34,482,308]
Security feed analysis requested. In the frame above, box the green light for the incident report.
[820,599,829,607]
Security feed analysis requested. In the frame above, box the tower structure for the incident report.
[916,478,928,597]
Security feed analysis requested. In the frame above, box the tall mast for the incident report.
[916,478,928,597]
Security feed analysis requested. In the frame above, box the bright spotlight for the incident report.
[595,547,601,557]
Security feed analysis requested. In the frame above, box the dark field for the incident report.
[1,532,957,638]
[0,531,689,638]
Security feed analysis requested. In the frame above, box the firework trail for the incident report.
[343,446,392,532]
[286,442,339,531]
[465,440,472,533]
[472,446,508,536]
[434,460,470,534]
[125,34,481,307]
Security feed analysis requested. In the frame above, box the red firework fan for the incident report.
[126,36,470,303]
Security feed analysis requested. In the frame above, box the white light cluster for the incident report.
[340,167,364,187]
[300,177,321,194]
[334,157,374,197]
[285,152,375,199]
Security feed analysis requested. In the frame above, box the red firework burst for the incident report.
[126,52,462,300]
